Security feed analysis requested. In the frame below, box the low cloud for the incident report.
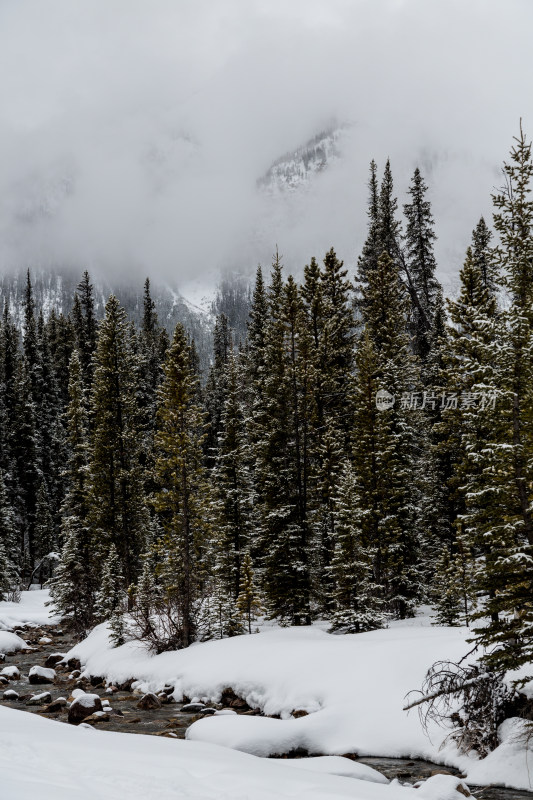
[0,0,530,293]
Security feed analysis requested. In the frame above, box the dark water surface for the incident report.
[1,624,531,799]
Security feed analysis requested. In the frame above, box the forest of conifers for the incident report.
[0,129,532,683]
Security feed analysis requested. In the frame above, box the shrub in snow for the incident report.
[406,659,513,756]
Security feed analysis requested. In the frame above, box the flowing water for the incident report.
[1,623,531,799]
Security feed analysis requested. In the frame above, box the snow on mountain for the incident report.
[258,124,348,194]
[0,268,215,373]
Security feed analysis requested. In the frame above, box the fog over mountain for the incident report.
[0,0,531,299]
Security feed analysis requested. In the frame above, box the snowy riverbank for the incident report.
[0,589,60,631]
[0,704,477,800]
[66,618,533,791]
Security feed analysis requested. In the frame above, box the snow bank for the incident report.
[273,756,390,783]
[0,631,27,654]
[0,589,60,630]
[0,705,446,800]
[66,621,532,790]
[465,718,533,790]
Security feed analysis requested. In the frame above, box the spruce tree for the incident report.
[357,160,380,286]
[12,359,39,576]
[253,258,315,624]
[49,350,96,633]
[151,323,209,648]
[236,551,263,634]
[471,216,496,294]
[33,480,56,584]
[204,313,233,466]
[76,270,98,387]
[354,252,423,618]
[87,295,147,590]
[464,125,533,673]
[403,167,440,361]
[210,352,252,603]
[96,544,126,646]
[330,461,384,632]
[0,470,19,598]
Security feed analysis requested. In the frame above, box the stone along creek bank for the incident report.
[0,623,531,800]
[0,623,256,737]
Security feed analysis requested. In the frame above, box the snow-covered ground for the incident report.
[0,704,473,800]
[0,630,28,654]
[66,618,533,791]
[3,592,531,793]
[0,589,60,630]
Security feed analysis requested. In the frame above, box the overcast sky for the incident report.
[0,0,531,297]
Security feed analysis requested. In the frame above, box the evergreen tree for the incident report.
[12,358,39,575]
[330,461,384,632]
[47,310,75,408]
[432,545,463,627]
[464,125,533,673]
[76,270,98,386]
[354,252,423,618]
[357,160,380,286]
[204,313,233,466]
[0,470,19,598]
[377,159,402,261]
[49,350,96,633]
[151,323,209,649]
[254,260,315,624]
[236,551,263,634]
[210,352,252,603]
[33,480,56,583]
[87,296,147,590]
[471,216,496,294]
[403,167,440,361]
[96,544,126,646]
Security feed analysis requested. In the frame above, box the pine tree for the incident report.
[96,544,126,646]
[253,257,315,624]
[47,310,75,408]
[300,250,355,608]
[139,277,162,408]
[33,480,56,584]
[210,352,252,602]
[0,470,19,598]
[432,545,463,627]
[464,125,533,673]
[377,159,402,261]
[23,270,38,392]
[76,270,98,387]
[354,252,423,618]
[428,240,499,630]
[36,312,63,537]
[49,350,96,633]
[87,296,147,590]
[357,160,380,286]
[151,323,209,649]
[236,551,263,634]
[132,557,158,639]
[12,358,39,576]
[471,216,496,294]
[204,313,233,466]
[329,462,384,632]
[403,167,440,361]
